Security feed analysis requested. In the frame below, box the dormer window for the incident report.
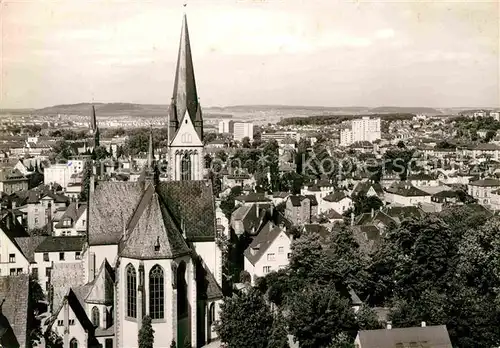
[154,237,160,252]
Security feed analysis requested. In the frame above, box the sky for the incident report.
[1,0,499,109]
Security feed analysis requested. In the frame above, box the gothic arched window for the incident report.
[70,338,78,348]
[91,306,100,327]
[126,264,137,318]
[149,265,164,319]
[181,153,191,181]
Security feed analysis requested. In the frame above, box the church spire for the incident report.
[90,104,100,147]
[171,13,202,134]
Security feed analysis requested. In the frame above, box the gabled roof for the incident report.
[352,181,384,196]
[14,236,46,263]
[35,236,85,253]
[323,191,349,202]
[288,195,317,207]
[386,181,431,197]
[357,325,452,348]
[119,184,190,260]
[244,222,289,266]
[54,202,87,228]
[85,259,114,305]
[235,192,271,203]
[89,180,216,245]
[0,275,29,348]
[469,178,500,187]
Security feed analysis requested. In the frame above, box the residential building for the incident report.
[233,122,254,142]
[218,120,234,134]
[0,168,29,194]
[53,202,87,236]
[468,178,500,208]
[44,163,71,189]
[244,222,292,285]
[34,236,86,294]
[355,324,452,348]
[320,191,353,214]
[284,195,318,225]
[341,117,381,146]
[385,181,432,206]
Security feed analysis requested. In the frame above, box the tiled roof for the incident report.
[303,224,330,239]
[288,195,317,207]
[51,262,86,312]
[352,181,384,196]
[119,184,190,260]
[0,275,29,348]
[54,202,87,228]
[323,191,348,202]
[469,178,500,187]
[156,180,216,241]
[235,193,271,203]
[88,182,148,245]
[386,182,431,197]
[357,325,452,348]
[14,236,46,263]
[35,236,85,252]
[244,222,289,266]
[85,259,114,305]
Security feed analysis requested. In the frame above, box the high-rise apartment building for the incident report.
[233,122,254,142]
[218,119,234,134]
[340,117,381,146]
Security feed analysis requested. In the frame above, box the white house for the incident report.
[244,222,292,285]
[320,191,353,214]
[385,181,432,206]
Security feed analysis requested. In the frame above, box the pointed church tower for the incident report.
[168,13,204,181]
[90,105,100,148]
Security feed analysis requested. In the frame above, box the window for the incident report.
[287,253,292,260]
[216,218,221,225]
[9,254,15,263]
[69,319,75,326]
[32,268,38,279]
[43,253,49,262]
[16,268,22,275]
[263,266,271,274]
[57,320,63,326]
[10,269,15,276]
[278,247,284,254]
[46,267,52,278]
[149,265,164,319]
[70,338,78,348]
[75,252,81,260]
[181,154,192,181]
[59,252,65,261]
[91,306,100,327]
[105,339,113,348]
[267,253,275,261]
[126,264,137,318]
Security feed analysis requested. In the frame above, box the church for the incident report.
[46,13,227,348]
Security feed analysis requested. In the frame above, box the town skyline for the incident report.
[2,0,498,109]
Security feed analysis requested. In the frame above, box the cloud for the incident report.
[375,28,395,39]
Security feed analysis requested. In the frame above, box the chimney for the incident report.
[386,321,392,330]
[350,212,355,226]
[88,252,95,282]
[47,203,53,235]
[421,321,426,328]
[90,174,95,195]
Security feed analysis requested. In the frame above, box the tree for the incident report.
[267,313,290,348]
[242,136,251,148]
[28,275,45,347]
[356,305,382,330]
[79,160,93,202]
[220,186,243,219]
[138,315,155,348]
[92,145,108,161]
[216,289,274,348]
[287,283,357,348]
